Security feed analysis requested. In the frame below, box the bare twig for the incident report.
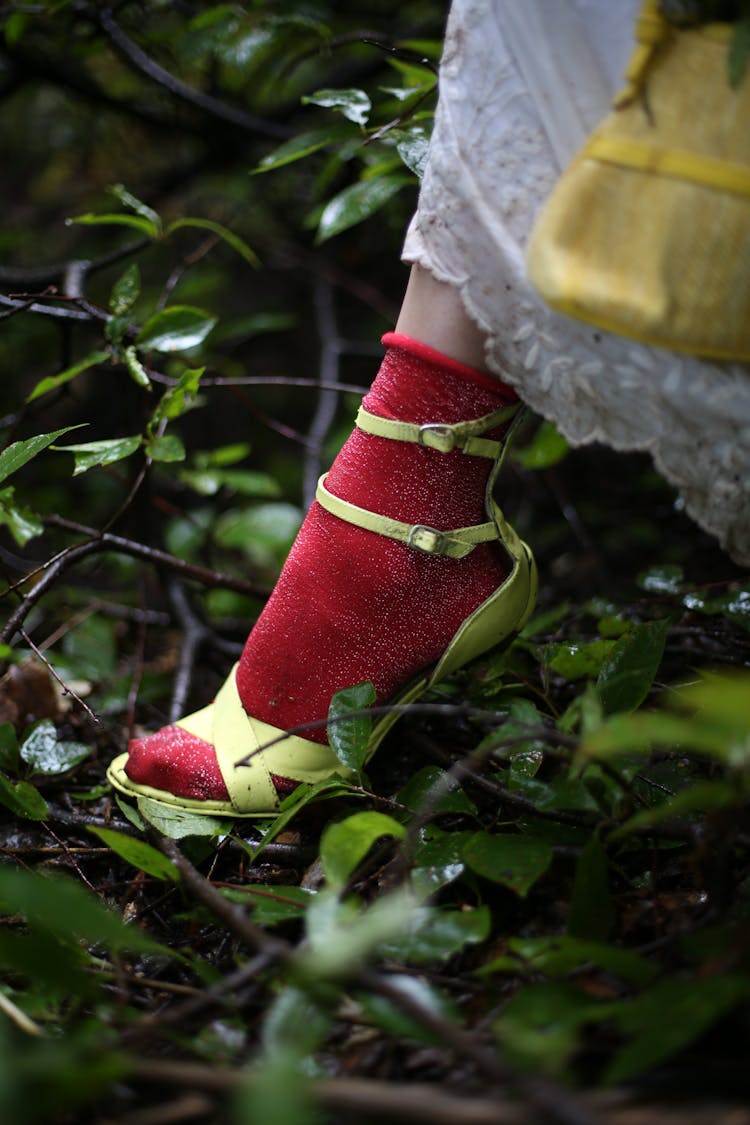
[304,277,343,508]
[97,8,289,140]
[18,628,100,725]
[165,577,210,723]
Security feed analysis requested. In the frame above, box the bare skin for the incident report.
[396,264,492,375]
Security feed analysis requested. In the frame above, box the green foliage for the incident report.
[1,3,749,1119]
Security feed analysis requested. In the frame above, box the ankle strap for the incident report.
[355,403,518,458]
[316,475,499,558]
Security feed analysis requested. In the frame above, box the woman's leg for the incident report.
[121,267,521,804]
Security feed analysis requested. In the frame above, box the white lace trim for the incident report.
[403,0,750,564]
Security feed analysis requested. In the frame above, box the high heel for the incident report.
[107,401,537,817]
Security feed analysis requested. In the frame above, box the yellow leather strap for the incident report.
[614,0,672,108]
[586,133,750,198]
[315,474,498,558]
[355,403,518,459]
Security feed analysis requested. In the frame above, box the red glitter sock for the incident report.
[125,335,517,800]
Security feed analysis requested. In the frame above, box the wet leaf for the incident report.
[254,125,353,173]
[123,344,151,389]
[379,904,491,964]
[463,832,553,897]
[137,306,217,353]
[0,774,48,819]
[483,936,657,985]
[89,827,180,882]
[109,264,141,315]
[166,218,259,266]
[26,350,110,403]
[315,176,408,242]
[19,720,90,776]
[144,433,186,462]
[396,765,477,817]
[302,87,371,126]
[0,426,84,485]
[320,810,405,887]
[327,681,376,773]
[152,366,204,424]
[597,619,669,714]
[136,796,231,840]
[545,639,614,681]
[59,435,142,476]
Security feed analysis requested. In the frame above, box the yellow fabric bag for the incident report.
[526,0,750,360]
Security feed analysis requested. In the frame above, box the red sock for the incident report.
[125,335,517,800]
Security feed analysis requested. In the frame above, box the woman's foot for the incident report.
[122,334,519,804]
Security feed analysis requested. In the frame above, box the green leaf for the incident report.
[357,975,455,1044]
[396,766,477,818]
[302,87,371,126]
[596,619,669,714]
[315,175,408,242]
[544,639,614,681]
[58,435,142,476]
[67,212,160,237]
[26,350,110,403]
[223,885,314,926]
[135,795,232,839]
[610,781,738,840]
[0,426,84,485]
[0,866,165,952]
[0,774,48,820]
[253,125,352,173]
[320,810,406,888]
[637,563,684,594]
[495,981,609,1076]
[165,218,260,266]
[379,904,491,965]
[144,433,186,462]
[215,502,302,569]
[395,126,430,178]
[108,183,162,227]
[327,681,376,773]
[604,976,750,1084]
[152,366,204,425]
[137,306,217,353]
[89,827,180,881]
[0,487,44,546]
[109,263,141,315]
[568,834,612,940]
[488,936,657,985]
[303,888,419,976]
[19,720,91,776]
[123,344,151,389]
[463,832,553,898]
[513,420,569,469]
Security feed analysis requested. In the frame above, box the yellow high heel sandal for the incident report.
[107,403,538,817]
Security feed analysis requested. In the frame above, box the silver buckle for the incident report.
[418,423,458,453]
[407,524,448,555]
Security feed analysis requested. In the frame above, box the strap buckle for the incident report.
[418,423,458,453]
[407,524,448,555]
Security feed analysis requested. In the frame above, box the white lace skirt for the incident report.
[403,0,750,564]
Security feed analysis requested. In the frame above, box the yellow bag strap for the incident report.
[585,133,750,198]
[614,0,673,108]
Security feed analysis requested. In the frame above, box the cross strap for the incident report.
[315,474,499,558]
[355,403,518,459]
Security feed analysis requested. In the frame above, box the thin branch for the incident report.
[97,7,290,141]
[304,276,343,508]
[125,1060,533,1125]
[18,628,100,725]
[165,576,210,723]
[0,239,149,288]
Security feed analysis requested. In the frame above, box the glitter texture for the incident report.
[125,337,517,801]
